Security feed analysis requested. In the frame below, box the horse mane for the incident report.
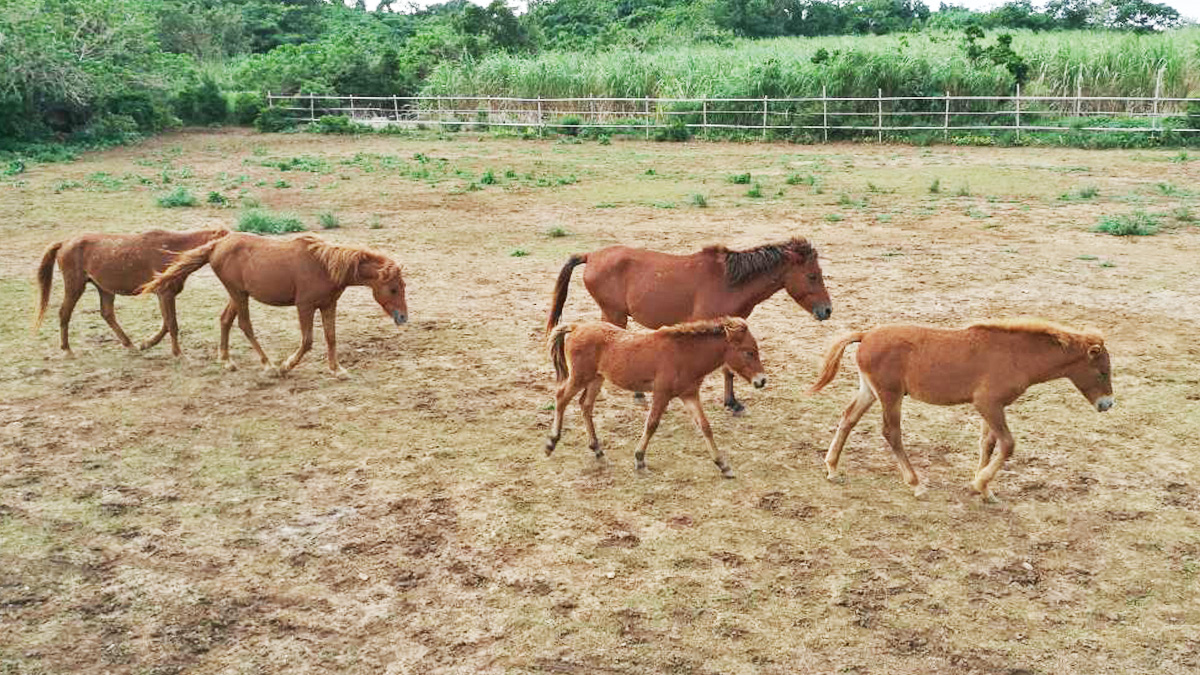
[708,237,815,286]
[967,318,1103,349]
[301,235,396,284]
[658,317,747,338]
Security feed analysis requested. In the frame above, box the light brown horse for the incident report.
[809,319,1114,501]
[546,317,766,478]
[547,237,830,413]
[34,227,230,357]
[138,232,407,378]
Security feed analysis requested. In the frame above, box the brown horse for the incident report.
[34,227,230,357]
[138,232,407,378]
[547,237,830,413]
[546,317,766,478]
[809,319,1114,501]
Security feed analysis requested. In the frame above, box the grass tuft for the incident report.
[1092,211,1160,236]
[155,186,197,208]
[238,208,305,234]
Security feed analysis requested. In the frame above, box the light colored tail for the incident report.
[546,253,587,332]
[808,331,865,394]
[548,323,575,382]
[32,241,63,332]
[137,239,220,295]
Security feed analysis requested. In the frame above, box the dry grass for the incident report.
[2,130,1199,674]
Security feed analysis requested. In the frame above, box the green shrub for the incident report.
[206,191,229,206]
[654,118,690,142]
[728,172,752,184]
[480,169,497,185]
[309,115,369,134]
[254,107,296,133]
[174,77,228,126]
[558,115,582,136]
[232,92,265,126]
[1092,211,1159,236]
[318,211,340,229]
[510,248,530,257]
[689,193,708,207]
[928,178,941,194]
[546,226,569,237]
[155,186,197,208]
[746,183,763,198]
[238,208,305,234]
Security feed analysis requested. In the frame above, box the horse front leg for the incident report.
[681,391,733,478]
[318,304,348,379]
[282,305,315,374]
[634,394,669,472]
[972,402,1015,503]
[139,292,172,354]
[722,367,744,414]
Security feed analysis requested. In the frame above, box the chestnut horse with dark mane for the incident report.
[809,319,1114,501]
[139,232,406,378]
[547,237,830,413]
[34,227,230,357]
[546,317,766,478]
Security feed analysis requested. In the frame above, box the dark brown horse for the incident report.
[809,319,1114,501]
[139,232,406,378]
[34,227,230,357]
[547,237,830,413]
[546,317,766,478]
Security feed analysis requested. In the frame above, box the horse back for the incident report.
[582,246,716,328]
[858,325,994,406]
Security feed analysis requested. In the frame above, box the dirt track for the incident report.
[1,130,1198,673]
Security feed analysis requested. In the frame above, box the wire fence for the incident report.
[267,87,1200,140]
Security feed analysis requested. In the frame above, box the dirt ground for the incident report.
[1,129,1199,674]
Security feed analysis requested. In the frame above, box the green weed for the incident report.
[1092,211,1160,236]
[238,208,305,234]
[689,193,708,207]
[318,211,340,229]
[155,186,198,208]
[728,173,751,184]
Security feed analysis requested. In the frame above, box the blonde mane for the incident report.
[301,235,396,285]
[967,318,1103,348]
[658,317,747,337]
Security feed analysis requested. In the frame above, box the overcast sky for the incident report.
[367,0,1200,21]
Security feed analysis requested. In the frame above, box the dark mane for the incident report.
[710,237,815,286]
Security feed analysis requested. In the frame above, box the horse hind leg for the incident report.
[878,391,924,496]
[546,376,588,456]
[580,379,604,459]
[282,306,315,374]
[233,294,278,376]
[97,289,135,350]
[218,300,238,370]
[825,372,877,482]
[976,421,998,477]
[57,275,87,358]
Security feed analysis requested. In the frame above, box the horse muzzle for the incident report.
[752,374,767,389]
[812,304,832,321]
[1095,396,1114,412]
[392,310,408,325]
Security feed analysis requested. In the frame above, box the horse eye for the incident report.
[807,273,818,281]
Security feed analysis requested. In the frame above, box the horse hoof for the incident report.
[333,367,351,380]
[62,350,75,360]
[720,469,735,479]
[223,361,238,372]
[826,471,845,484]
[544,439,557,456]
[636,461,647,471]
[913,483,928,498]
[137,341,152,352]
[725,401,746,416]
[264,365,283,377]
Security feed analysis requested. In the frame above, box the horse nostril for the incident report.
[815,306,832,321]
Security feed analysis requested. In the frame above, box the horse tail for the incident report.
[547,253,588,332]
[32,241,63,333]
[548,323,575,383]
[137,239,220,295]
[808,331,865,394]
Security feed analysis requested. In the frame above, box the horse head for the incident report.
[780,238,832,321]
[1066,337,1113,412]
[721,317,766,389]
[361,258,408,325]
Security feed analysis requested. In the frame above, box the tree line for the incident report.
[0,0,1189,144]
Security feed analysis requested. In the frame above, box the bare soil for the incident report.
[1,130,1198,674]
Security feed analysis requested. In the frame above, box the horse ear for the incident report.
[721,317,747,340]
[1087,343,1103,359]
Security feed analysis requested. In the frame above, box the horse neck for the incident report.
[726,270,785,316]
[671,333,728,378]
[1015,333,1086,385]
[174,230,220,248]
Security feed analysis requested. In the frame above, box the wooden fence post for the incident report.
[877,88,883,144]
[1153,66,1163,137]
[762,96,768,140]
[943,91,950,142]
[822,85,828,143]
[537,97,544,134]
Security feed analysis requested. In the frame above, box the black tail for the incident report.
[547,253,587,332]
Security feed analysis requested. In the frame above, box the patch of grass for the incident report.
[53,180,82,193]
[206,191,229,206]
[155,186,198,208]
[1172,206,1195,223]
[257,155,330,173]
[644,168,656,176]
[689,193,707,207]
[1092,211,1160,236]
[1170,151,1189,163]
[955,183,971,197]
[317,211,340,229]
[237,208,305,234]
[652,201,677,209]
[824,213,844,222]
[728,172,751,184]
[1076,254,1099,261]
[1098,260,1117,267]
[746,183,762,198]
[480,169,497,185]
[595,202,617,208]
[274,179,291,189]
[87,172,126,191]
[3,159,25,177]
[1157,182,1178,196]
[928,178,940,194]
[367,215,383,229]
[967,208,991,219]
[509,248,530,257]
[546,226,569,238]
